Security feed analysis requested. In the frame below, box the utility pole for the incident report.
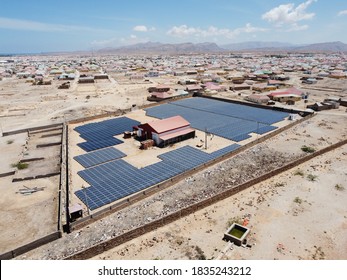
[205,127,208,150]
[257,121,259,141]
[82,186,90,216]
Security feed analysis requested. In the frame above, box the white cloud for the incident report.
[262,0,316,31]
[287,23,309,31]
[133,25,148,32]
[167,23,266,39]
[133,25,156,32]
[119,35,149,45]
[0,16,110,33]
[338,10,347,16]
[91,38,119,47]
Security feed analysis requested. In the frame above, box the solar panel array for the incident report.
[172,97,287,124]
[145,97,288,142]
[75,117,140,152]
[77,138,123,152]
[158,145,215,171]
[210,143,241,158]
[74,147,126,168]
[75,144,241,210]
[74,98,288,210]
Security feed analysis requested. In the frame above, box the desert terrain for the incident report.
[0,53,346,260]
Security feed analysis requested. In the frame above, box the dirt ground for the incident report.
[92,145,347,260]
[13,110,347,260]
[0,125,62,254]
[1,67,346,259]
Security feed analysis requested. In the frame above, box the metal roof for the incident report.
[159,127,195,141]
[144,115,190,134]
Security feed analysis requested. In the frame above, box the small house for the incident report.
[245,94,270,105]
[136,116,195,147]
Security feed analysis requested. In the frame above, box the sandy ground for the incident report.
[12,110,347,260]
[1,67,346,259]
[0,127,62,254]
[0,175,59,253]
[68,103,292,214]
[92,144,347,260]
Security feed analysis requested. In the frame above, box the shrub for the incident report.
[294,197,303,204]
[307,174,318,181]
[301,145,315,153]
[294,169,304,176]
[195,246,206,260]
[335,184,345,191]
[11,162,29,169]
[227,217,243,228]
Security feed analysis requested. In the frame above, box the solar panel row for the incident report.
[75,117,140,135]
[75,117,140,152]
[77,138,123,152]
[74,98,287,210]
[75,144,242,210]
[145,98,288,142]
[210,143,241,158]
[74,147,126,168]
[172,97,288,124]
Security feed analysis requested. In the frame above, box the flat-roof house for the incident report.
[230,83,251,91]
[245,94,270,104]
[148,85,170,93]
[306,102,333,111]
[252,83,277,92]
[94,74,109,80]
[186,84,203,93]
[136,116,195,147]
[147,91,173,101]
[267,80,286,87]
[203,82,226,92]
[268,87,303,100]
[78,76,94,83]
[267,87,304,104]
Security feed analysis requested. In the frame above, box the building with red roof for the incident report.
[136,116,195,147]
[267,87,304,103]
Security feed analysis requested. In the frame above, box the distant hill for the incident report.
[221,41,296,51]
[97,41,347,54]
[98,42,223,54]
[293,41,347,52]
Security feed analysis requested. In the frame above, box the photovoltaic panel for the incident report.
[75,98,290,210]
[75,116,140,152]
[210,143,241,158]
[145,97,289,142]
[74,147,126,168]
[75,116,140,135]
[171,97,288,124]
[77,138,123,152]
[158,145,215,172]
[75,145,230,210]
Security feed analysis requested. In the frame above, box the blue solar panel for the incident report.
[75,116,140,135]
[78,138,123,152]
[210,143,241,158]
[74,98,289,211]
[75,117,140,152]
[74,147,126,168]
[145,97,288,142]
[171,97,288,124]
[158,146,215,171]
[75,145,228,210]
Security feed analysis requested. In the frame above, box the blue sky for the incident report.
[1,0,347,53]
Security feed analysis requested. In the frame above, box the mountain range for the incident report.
[97,41,347,54]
